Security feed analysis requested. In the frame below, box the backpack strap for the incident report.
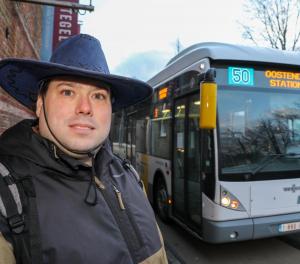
[115,156,145,190]
[0,162,31,264]
[0,162,24,234]
[0,161,43,264]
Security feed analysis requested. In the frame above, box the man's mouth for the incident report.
[69,123,95,131]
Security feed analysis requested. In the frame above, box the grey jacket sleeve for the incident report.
[0,214,15,264]
[0,232,15,264]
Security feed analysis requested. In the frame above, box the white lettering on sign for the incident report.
[60,14,72,21]
[59,21,72,28]
[60,8,73,14]
[57,8,73,41]
[53,5,79,49]
[59,29,71,35]
[58,36,69,41]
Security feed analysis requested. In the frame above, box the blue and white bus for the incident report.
[111,42,300,243]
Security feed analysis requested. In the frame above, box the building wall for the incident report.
[0,0,43,134]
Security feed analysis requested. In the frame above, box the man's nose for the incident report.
[75,96,93,115]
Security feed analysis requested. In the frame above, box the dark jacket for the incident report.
[0,119,167,264]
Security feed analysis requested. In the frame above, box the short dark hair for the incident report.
[38,79,50,97]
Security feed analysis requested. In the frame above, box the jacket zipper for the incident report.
[111,184,144,247]
[94,176,142,263]
[112,185,125,210]
[111,184,144,249]
[94,176,105,190]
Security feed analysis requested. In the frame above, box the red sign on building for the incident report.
[52,0,80,50]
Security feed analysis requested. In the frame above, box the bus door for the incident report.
[126,115,137,166]
[173,93,202,231]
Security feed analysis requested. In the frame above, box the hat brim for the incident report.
[0,58,153,112]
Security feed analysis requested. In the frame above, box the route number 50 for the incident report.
[228,67,254,86]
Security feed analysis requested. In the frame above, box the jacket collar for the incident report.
[0,119,114,179]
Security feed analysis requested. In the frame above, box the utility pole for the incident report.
[11,0,94,12]
[176,38,182,54]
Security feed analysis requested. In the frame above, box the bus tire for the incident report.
[154,176,170,223]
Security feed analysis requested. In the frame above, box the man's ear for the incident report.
[36,96,43,118]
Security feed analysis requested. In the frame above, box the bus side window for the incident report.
[150,102,172,159]
[118,111,126,159]
[111,112,123,157]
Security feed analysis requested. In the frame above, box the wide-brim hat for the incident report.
[0,34,153,111]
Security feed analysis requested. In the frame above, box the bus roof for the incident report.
[148,42,300,87]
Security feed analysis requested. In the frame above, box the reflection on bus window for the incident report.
[219,88,300,178]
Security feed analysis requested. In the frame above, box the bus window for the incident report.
[219,87,300,180]
[187,96,200,182]
[173,71,198,97]
[111,112,126,158]
[187,95,201,224]
[136,118,148,154]
[135,108,150,154]
[150,102,171,159]
[117,111,127,159]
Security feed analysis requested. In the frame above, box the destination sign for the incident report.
[264,70,300,88]
[228,67,254,86]
[158,87,168,100]
[218,66,300,89]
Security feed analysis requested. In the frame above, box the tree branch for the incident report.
[240,0,299,50]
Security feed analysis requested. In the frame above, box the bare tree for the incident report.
[241,0,300,50]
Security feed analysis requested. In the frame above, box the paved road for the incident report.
[157,218,300,264]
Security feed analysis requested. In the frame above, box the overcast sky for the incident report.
[79,0,249,81]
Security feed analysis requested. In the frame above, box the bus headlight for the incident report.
[230,200,239,209]
[221,196,231,207]
[220,187,246,211]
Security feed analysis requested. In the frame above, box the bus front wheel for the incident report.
[154,177,170,223]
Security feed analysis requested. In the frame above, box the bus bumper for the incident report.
[202,212,300,243]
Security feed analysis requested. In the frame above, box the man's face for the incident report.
[36,78,112,152]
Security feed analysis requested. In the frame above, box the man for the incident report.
[0,34,168,264]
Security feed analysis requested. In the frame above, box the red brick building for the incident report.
[0,0,43,134]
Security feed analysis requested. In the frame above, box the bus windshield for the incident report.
[218,87,300,181]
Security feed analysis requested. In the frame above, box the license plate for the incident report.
[279,221,300,232]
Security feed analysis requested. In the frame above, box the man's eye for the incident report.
[61,90,73,96]
[94,93,106,100]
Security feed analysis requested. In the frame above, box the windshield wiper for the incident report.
[252,153,299,176]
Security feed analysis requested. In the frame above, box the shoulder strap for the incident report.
[0,162,24,233]
[111,154,146,192]
[0,161,31,264]
[114,155,144,190]
[0,161,43,264]
[122,159,139,179]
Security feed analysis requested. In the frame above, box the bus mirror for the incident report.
[199,69,217,129]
